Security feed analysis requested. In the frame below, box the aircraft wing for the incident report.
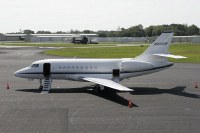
[82,77,133,91]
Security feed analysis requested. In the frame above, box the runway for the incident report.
[0,46,200,133]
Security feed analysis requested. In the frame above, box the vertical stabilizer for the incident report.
[135,32,173,61]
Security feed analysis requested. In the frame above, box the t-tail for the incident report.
[135,32,186,62]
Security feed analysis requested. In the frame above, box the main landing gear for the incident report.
[94,85,105,92]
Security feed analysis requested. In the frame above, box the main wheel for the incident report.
[94,85,105,92]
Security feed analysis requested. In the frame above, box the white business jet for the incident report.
[14,32,186,93]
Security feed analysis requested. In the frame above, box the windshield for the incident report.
[31,64,39,68]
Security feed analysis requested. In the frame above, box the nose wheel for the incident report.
[39,85,43,90]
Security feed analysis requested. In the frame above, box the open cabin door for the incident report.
[43,63,51,77]
[112,69,120,83]
[42,63,52,93]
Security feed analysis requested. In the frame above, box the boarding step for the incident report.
[41,77,52,93]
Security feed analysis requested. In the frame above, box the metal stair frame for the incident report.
[41,77,52,93]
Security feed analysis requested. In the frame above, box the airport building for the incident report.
[0,33,200,43]
[25,34,73,42]
[25,34,98,42]
[0,33,25,41]
[98,36,200,43]
[25,34,98,43]
[0,33,98,43]
[172,36,200,43]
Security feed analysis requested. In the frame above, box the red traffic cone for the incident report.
[194,82,199,88]
[6,83,10,89]
[128,99,133,108]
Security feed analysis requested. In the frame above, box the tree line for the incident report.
[15,24,200,37]
[96,24,200,37]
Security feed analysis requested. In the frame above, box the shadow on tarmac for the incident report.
[16,87,138,107]
[130,86,200,98]
[16,86,199,107]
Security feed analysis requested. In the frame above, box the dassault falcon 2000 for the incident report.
[14,32,186,93]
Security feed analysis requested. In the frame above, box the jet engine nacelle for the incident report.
[121,60,154,72]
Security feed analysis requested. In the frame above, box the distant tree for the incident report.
[144,24,196,36]
[170,24,187,36]
[118,28,131,37]
[36,31,51,34]
[108,31,118,37]
[187,24,200,35]
[127,24,145,37]
[97,31,108,37]
[23,29,34,34]
[69,29,74,33]
[83,30,92,34]
[55,31,67,34]
[152,25,167,36]
[5,23,200,37]
[145,26,154,37]
[69,29,81,34]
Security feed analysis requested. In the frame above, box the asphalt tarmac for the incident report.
[0,46,200,133]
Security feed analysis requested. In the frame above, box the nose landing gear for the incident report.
[39,79,43,90]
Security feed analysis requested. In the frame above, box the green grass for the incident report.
[44,46,147,58]
[0,41,148,47]
[100,42,148,44]
[44,43,200,63]
[169,43,200,63]
[1,41,200,63]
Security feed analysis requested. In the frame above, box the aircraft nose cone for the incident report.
[14,67,31,78]
[14,68,26,77]
[14,70,21,77]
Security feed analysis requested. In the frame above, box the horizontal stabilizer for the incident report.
[83,77,133,91]
[154,54,187,59]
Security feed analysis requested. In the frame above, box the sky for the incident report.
[0,0,199,33]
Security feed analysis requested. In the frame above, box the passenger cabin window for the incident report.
[57,65,98,70]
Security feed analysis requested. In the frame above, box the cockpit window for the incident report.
[31,64,39,68]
